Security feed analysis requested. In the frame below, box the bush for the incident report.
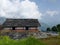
[0,36,46,45]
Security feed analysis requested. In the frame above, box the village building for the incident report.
[2,19,41,33]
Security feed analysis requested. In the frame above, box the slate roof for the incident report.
[3,19,40,27]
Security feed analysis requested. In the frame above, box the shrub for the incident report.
[0,36,46,45]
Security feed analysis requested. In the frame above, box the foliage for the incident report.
[46,24,60,32]
[57,24,60,32]
[47,27,51,32]
[0,36,46,45]
[51,26,58,32]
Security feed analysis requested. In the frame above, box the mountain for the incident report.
[0,17,6,25]
[39,22,50,31]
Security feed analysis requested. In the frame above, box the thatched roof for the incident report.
[3,19,40,27]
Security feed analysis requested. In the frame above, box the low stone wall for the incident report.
[0,30,59,39]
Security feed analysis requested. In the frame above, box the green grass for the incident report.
[0,36,46,45]
[0,36,60,45]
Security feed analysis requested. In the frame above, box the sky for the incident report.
[0,0,60,26]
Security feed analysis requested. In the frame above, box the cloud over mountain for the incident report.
[0,0,42,19]
[46,10,59,16]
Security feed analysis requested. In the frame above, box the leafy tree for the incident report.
[57,24,60,32]
[51,26,57,32]
[47,27,51,32]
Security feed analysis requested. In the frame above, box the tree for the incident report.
[51,26,57,32]
[47,27,51,32]
[57,24,60,32]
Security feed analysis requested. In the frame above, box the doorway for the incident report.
[25,27,29,30]
[12,27,15,30]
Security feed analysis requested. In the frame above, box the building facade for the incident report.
[2,19,40,33]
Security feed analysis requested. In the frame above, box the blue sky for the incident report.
[0,0,60,26]
[31,0,60,11]
[30,0,60,26]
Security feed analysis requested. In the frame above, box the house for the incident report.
[2,19,41,33]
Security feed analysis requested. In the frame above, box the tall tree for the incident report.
[51,26,57,32]
[57,24,60,32]
[47,27,51,32]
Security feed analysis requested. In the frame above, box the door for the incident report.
[25,27,29,30]
[12,27,15,30]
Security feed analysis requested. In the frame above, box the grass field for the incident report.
[0,36,46,45]
[0,35,60,45]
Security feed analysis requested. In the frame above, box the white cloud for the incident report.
[46,10,59,16]
[0,0,42,19]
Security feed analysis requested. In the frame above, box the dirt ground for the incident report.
[40,36,60,45]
